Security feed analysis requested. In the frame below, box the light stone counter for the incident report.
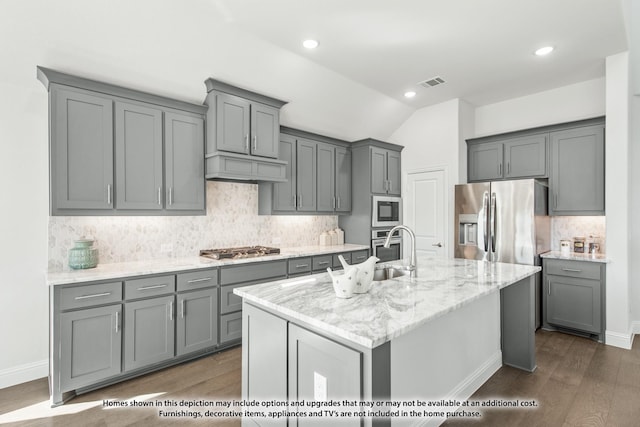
[46,244,369,286]
[234,256,540,348]
[541,250,608,263]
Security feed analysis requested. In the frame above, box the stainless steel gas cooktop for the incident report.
[199,246,281,260]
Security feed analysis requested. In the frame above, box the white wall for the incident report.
[474,78,606,137]
[0,0,414,388]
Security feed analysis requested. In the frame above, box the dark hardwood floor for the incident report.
[0,331,638,426]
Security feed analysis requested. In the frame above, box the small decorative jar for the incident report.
[68,239,99,269]
[573,236,586,253]
[319,231,331,246]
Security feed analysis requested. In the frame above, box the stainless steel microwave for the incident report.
[372,196,402,227]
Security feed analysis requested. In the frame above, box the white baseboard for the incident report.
[632,321,640,335]
[417,351,503,427]
[605,330,634,350]
[0,359,48,389]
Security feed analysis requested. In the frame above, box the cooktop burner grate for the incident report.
[199,246,281,260]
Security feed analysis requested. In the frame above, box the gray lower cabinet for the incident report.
[124,294,175,371]
[543,259,606,341]
[177,288,218,356]
[549,124,605,215]
[59,304,122,391]
[50,85,114,213]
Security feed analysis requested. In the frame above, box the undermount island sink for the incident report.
[373,264,413,281]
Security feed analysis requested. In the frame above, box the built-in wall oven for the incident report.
[372,196,402,227]
[371,229,402,262]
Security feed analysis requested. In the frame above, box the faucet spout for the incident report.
[383,225,417,277]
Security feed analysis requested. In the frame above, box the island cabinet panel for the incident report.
[549,124,605,215]
[176,288,218,356]
[59,304,122,391]
[124,295,175,371]
[288,324,362,426]
[114,101,163,210]
[51,86,114,212]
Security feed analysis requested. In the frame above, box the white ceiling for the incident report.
[213,0,628,109]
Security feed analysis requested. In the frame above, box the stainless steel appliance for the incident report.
[200,246,280,260]
[372,196,402,227]
[454,179,550,327]
[372,228,402,262]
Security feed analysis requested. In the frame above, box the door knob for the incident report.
[432,242,443,247]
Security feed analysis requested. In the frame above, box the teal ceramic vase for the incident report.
[68,239,99,269]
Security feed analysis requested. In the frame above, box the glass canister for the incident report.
[573,236,586,253]
[68,239,99,269]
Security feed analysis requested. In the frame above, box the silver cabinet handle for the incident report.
[181,299,185,319]
[299,194,303,207]
[115,310,120,333]
[75,292,111,300]
[293,194,297,208]
[333,197,336,209]
[498,163,502,176]
[317,261,329,266]
[432,242,443,247]
[554,193,558,208]
[355,255,366,260]
[106,184,112,205]
[253,135,257,151]
[337,197,341,209]
[548,279,551,296]
[137,284,167,291]
[561,268,582,273]
[169,187,173,206]
[295,264,309,268]
[169,301,173,321]
[507,162,510,175]
[388,180,392,193]
[245,134,249,151]
[157,187,162,205]
[187,277,212,284]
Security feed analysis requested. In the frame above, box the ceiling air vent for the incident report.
[419,76,446,88]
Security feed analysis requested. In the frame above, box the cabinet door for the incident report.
[550,125,605,215]
[387,150,402,195]
[165,112,205,211]
[124,295,175,371]
[546,275,601,334]
[370,147,388,194]
[272,135,297,211]
[176,288,218,356]
[468,142,503,182]
[243,304,287,427]
[316,143,336,212]
[51,86,113,212]
[296,139,317,211]
[335,147,352,212]
[60,304,122,390]
[288,324,361,426]
[216,93,250,154]
[250,103,279,158]
[115,102,163,210]
[504,134,547,179]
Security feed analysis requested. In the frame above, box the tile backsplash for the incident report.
[550,216,606,252]
[48,181,338,270]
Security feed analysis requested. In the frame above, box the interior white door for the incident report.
[405,169,447,257]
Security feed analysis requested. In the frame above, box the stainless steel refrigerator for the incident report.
[454,179,550,327]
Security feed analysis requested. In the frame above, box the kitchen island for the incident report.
[234,256,540,427]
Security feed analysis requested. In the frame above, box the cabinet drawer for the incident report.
[288,257,312,275]
[125,275,175,300]
[177,269,218,292]
[312,255,332,272]
[333,253,351,269]
[544,260,601,280]
[60,282,122,310]
[220,260,287,285]
[220,311,242,343]
[351,250,369,264]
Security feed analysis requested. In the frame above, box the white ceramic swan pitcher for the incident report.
[338,254,379,293]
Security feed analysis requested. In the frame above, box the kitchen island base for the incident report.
[241,275,535,427]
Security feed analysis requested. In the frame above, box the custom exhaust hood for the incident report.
[204,78,288,183]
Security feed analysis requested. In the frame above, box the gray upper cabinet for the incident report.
[371,146,401,195]
[468,142,504,182]
[38,67,207,216]
[251,102,280,158]
[296,138,317,212]
[335,146,352,212]
[51,86,114,212]
[317,142,336,212]
[504,135,547,179]
[272,135,297,211]
[549,124,605,215]
[215,93,251,155]
[115,101,163,210]
[164,112,205,211]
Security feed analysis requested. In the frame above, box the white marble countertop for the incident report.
[234,256,540,349]
[46,244,369,286]
[540,251,608,263]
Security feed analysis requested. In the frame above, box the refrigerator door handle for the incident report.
[482,191,489,252]
[490,192,497,254]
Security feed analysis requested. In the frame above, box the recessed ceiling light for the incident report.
[404,91,416,98]
[302,39,319,49]
[535,46,554,56]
